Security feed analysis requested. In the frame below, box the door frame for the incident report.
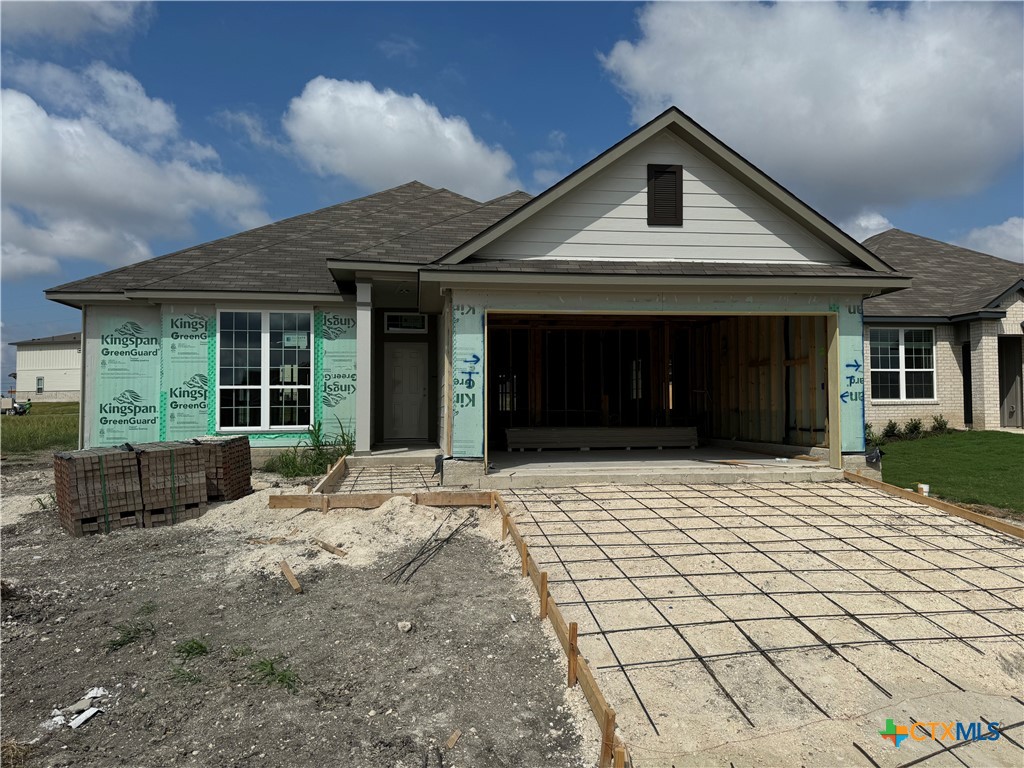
[997,335,1023,428]
[372,309,438,447]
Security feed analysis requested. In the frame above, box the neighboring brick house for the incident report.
[7,331,83,402]
[862,230,1024,431]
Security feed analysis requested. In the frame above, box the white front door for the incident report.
[384,342,428,440]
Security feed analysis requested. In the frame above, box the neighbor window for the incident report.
[869,327,935,400]
[36,376,44,394]
[218,310,312,430]
[647,164,682,226]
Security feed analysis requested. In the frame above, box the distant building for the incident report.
[8,332,82,402]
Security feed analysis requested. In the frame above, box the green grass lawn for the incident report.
[1,401,79,454]
[881,431,1024,514]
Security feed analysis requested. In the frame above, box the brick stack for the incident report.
[133,442,208,527]
[191,436,253,501]
[53,447,143,537]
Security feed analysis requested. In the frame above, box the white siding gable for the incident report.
[478,132,848,265]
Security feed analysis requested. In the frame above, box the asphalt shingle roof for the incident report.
[47,182,531,296]
[862,229,1023,318]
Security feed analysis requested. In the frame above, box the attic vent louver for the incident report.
[647,164,682,226]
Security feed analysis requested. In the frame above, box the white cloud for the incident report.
[282,78,520,201]
[841,211,894,243]
[5,59,179,150]
[529,129,572,190]
[377,35,420,65]
[1,1,150,43]
[1,87,268,280]
[958,217,1024,263]
[216,109,287,152]
[602,2,1024,219]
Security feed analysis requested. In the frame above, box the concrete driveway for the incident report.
[505,481,1024,767]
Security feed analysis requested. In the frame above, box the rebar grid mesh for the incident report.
[506,481,1024,766]
[335,465,439,493]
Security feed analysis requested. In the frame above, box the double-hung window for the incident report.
[869,327,935,400]
[218,310,312,430]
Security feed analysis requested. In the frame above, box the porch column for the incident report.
[970,319,1000,429]
[355,280,373,453]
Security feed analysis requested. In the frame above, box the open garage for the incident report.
[487,312,834,457]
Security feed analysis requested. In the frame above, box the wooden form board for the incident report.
[310,456,348,495]
[843,472,1024,540]
[495,494,628,768]
[268,490,494,510]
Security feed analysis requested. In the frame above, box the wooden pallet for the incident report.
[141,503,207,528]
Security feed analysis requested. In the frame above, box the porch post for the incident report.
[355,280,373,453]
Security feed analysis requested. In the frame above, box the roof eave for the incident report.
[421,270,911,292]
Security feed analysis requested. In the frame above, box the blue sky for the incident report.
[2,1,1022,383]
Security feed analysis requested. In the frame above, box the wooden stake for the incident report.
[568,622,578,687]
[320,494,329,515]
[614,742,626,768]
[279,559,302,594]
[313,538,347,557]
[600,708,616,768]
[520,539,528,576]
[489,492,495,513]
[501,512,508,540]
[445,729,462,749]
[540,571,548,619]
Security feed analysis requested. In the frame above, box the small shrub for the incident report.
[904,418,924,440]
[107,619,155,653]
[264,419,353,478]
[1,739,32,768]
[882,420,902,441]
[249,656,301,693]
[931,414,949,434]
[168,666,202,686]
[175,638,209,660]
[864,422,884,449]
[229,645,254,659]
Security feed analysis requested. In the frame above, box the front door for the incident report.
[998,336,1023,428]
[384,342,428,440]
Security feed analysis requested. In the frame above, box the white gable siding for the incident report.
[478,132,847,265]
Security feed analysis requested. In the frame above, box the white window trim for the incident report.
[869,326,936,402]
[216,308,315,432]
[384,312,428,334]
[36,376,44,394]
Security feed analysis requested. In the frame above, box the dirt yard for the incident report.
[1,456,596,767]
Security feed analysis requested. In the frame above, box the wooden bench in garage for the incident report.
[505,427,699,451]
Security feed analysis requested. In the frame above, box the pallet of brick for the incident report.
[133,442,208,523]
[53,447,144,537]
[191,435,253,501]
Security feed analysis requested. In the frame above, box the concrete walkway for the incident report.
[506,481,1024,767]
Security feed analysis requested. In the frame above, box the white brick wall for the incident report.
[863,324,964,431]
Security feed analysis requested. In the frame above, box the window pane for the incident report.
[270,313,310,392]
[220,389,261,427]
[905,371,934,399]
[270,388,310,427]
[220,313,263,387]
[871,371,900,400]
[869,328,900,370]
[904,329,934,370]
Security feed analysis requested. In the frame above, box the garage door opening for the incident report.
[486,313,832,456]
